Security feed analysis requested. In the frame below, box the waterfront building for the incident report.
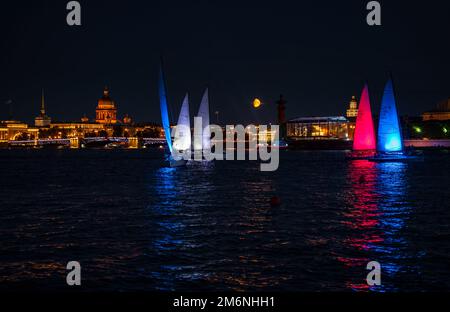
[96,87,117,124]
[287,116,349,139]
[345,95,358,139]
[0,121,39,141]
[405,116,450,140]
[286,116,351,149]
[36,86,150,140]
[422,98,450,121]
[39,122,163,140]
[0,85,164,148]
[123,114,132,124]
[48,122,105,138]
[81,114,89,123]
[34,90,52,127]
[346,96,358,119]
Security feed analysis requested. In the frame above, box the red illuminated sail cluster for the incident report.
[353,84,376,151]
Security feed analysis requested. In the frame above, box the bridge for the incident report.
[5,137,167,148]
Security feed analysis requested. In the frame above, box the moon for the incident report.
[253,98,262,109]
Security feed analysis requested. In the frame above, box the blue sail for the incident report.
[158,62,173,153]
[377,79,403,153]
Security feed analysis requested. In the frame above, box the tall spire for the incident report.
[40,89,46,116]
[35,89,51,127]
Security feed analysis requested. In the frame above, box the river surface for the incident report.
[0,149,449,292]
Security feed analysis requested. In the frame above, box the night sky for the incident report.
[1,0,449,124]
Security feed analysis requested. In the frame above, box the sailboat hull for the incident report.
[346,150,376,160]
[169,158,188,167]
[369,155,420,163]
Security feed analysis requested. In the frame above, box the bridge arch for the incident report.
[12,132,36,141]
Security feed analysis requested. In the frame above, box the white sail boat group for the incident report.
[159,62,211,167]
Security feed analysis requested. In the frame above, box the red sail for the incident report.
[353,84,376,151]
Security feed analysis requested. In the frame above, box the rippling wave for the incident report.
[0,149,449,291]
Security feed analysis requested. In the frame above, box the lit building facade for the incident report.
[346,96,358,119]
[0,121,39,141]
[48,122,106,138]
[1,86,163,146]
[345,95,358,140]
[422,98,450,121]
[287,116,350,140]
[96,87,117,124]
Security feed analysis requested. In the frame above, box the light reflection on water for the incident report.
[150,162,288,291]
[341,160,414,292]
[1,150,448,291]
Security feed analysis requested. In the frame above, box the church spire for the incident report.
[41,89,46,116]
[35,89,51,127]
[103,86,110,97]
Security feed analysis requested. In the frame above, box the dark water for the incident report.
[0,149,450,292]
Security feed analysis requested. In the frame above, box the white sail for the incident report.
[173,94,191,152]
[194,88,211,151]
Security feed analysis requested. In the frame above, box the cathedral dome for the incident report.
[96,86,118,124]
[97,87,116,109]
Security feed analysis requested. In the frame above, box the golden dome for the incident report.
[97,87,116,109]
[96,86,118,124]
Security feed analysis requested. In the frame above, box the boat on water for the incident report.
[376,77,403,155]
[171,93,191,166]
[347,83,377,160]
[159,59,214,167]
[369,153,421,163]
[348,77,422,163]
[371,76,422,162]
[158,60,188,167]
[193,88,213,162]
[271,138,289,150]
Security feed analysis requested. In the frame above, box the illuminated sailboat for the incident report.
[369,77,421,162]
[158,61,188,167]
[377,78,403,154]
[158,61,173,154]
[193,88,211,159]
[352,84,376,152]
[173,94,192,153]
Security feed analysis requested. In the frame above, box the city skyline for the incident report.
[1,77,448,125]
[2,1,450,307]
[1,1,449,124]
